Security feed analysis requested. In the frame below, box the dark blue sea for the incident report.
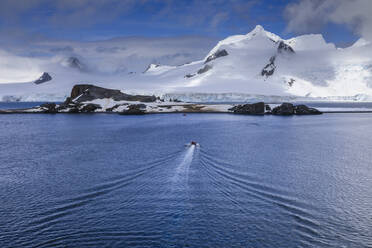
[1,104,372,247]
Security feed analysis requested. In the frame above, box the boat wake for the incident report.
[171,145,195,186]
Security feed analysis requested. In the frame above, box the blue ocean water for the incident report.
[0,102,46,109]
[0,112,372,247]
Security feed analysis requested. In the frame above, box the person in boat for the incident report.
[191,141,197,146]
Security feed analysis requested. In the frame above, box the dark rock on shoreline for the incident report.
[106,104,123,112]
[22,85,157,114]
[70,84,156,103]
[272,103,294,115]
[80,104,102,113]
[0,84,324,116]
[229,102,322,116]
[68,107,80,113]
[272,103,322,115]
[40,103,57,113]
[229,102,265,115]
[119,104,146,115]
[56,96,81,112]
[295,105,322,115]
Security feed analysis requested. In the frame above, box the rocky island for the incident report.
[0,84,322,116]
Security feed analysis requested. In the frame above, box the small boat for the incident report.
[186,141,200,147]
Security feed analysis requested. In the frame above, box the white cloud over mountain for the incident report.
[285,0,372,42]
[0,36,217,83]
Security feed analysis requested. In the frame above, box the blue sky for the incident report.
[0,0,363,46]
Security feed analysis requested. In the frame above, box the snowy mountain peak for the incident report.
[143,63,176,75]
[246,25,281,42]
[285,34,335,51]
[33,72,52,85]
[206,25,281,59]
[250,24,264,33]
[61,57,85,71]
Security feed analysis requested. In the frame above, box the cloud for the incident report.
[0,49,43,83]
[50,46,74,53]
[95,46,127,54]
[0,35,219,83]
[210,12,230,29]
[285,0,372,41]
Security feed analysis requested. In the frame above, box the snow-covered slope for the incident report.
[1,25,372,102]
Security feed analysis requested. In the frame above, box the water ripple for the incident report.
[20,151,181,242]
[30,230,163,248]
[200,152,324,243]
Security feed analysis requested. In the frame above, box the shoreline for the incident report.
[1,84,371,115]
[1,108,372,115]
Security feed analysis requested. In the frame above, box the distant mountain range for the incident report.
[1,25,372,102]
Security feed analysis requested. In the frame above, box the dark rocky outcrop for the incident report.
[272,103,295,115]
[288,78,295,87]
[80,103,101,113]
[143,63,160,73]
[68,107,80,113]
[272,103,322,115]
[56,97,79,111]
[106,104,123,112]
[205,49,229,63]
[70,85,92,99]
[277,41,295,54]
[63,97,73,105]
[34,85,158,114]
[197,65,212,74]
[34,72,52,85]
[32,84,159,114]
[119,104,146,115]
[261,56,276,77]
[229,102,265,115]
[70,84,156,103]
[40,103,57,113]
[294,105,322,115]
[185,74,195,78]
[65,57,84,71]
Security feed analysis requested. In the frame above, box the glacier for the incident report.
[1,25,372,102]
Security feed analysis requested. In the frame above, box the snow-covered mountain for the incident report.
[1,25,372,102]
